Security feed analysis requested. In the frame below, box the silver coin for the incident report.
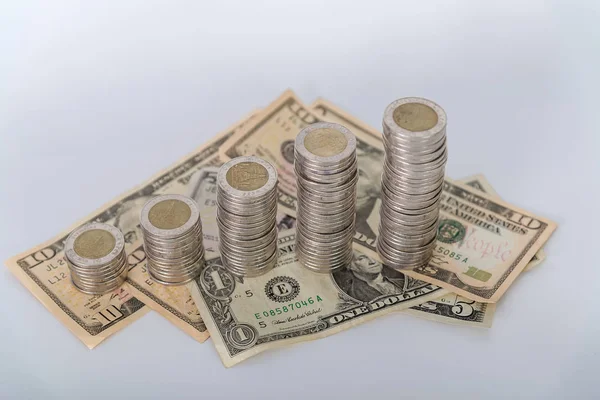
[216,156,279,277]
[297,249,353,273]
[140,194,201,239]
[294,160,358,184]
[147,260,204,279]
[296,243,353,262]
[147,255,204,276]
[297,213,356,233]
[67,258,127,280]
[216,206,278,227]
[70,266,127,291]
[295,122,356,164]
[71,265,128,287]
[377,245,431,270]
[297,181,357,203]
[147,264,202,286]
[64,222,128,295]
[64,223,124,268]
[297,198,356,217]
[139,194,206,285]
[296,170,358,194]
[219,224,277,248]
[217,156,277,200]
[222,247,278,277]
[144,245,205,268]
[294,123,358,272]
[295,156,357,179]
[217,217,275,240]
[142,233,203,251]
[217,191,277,213]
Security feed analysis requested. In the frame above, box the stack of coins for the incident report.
[217,156,278,277]
[64,222,128,295]
[140,194,205,285]
[295,122,358,273]
[378,97,448,270]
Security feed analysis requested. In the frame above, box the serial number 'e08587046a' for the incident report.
[255,296,323,320]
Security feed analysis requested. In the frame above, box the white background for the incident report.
[1,1,599,399]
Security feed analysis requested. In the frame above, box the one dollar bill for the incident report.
[219,91,556,303]
[188,228,447,367]
[189,166,496,332]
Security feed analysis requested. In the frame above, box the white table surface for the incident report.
[1,1,598,399]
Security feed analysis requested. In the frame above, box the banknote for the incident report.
[161,166,491,337]
[4,262,147,349]
[220,90,384,221]
[459,174,546,272]
[5,110,258,347]
[311,100,547,274]
[310,98,556,301]
[308,101,498,326]
[177,166,492,331]
[126,243,209,342]
[123,166,297,340]
[220,91,556,303]
[188,228,447,367]
[404,174,509,328]
[402,173,526,328]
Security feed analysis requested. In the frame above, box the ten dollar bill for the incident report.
[4,111,258,347]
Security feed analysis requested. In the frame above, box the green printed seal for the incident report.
[437,219,466,244]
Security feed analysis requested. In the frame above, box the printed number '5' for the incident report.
[451,301,475,317]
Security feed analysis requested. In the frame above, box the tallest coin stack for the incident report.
[377,97,448,270]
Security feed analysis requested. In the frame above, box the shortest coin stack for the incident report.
[217,156,278,277]
[295,122,358,273]
[140,194,205,285]
[64,222,128,295]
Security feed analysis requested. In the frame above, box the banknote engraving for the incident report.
[124,163,295,341]
[310,98,556,302]
[189,229,446,367]
[126,243,209,342]
[11,243,148,348]
[406,293,493,326]
[5,111,257,347]
[461,174,546,272]
[190,165,494,328]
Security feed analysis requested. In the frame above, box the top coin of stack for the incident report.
[295,122,358,273]
[217,156,279,277]
[64,222,128,295]
[140,194,205,285]
[377,97,448,270]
